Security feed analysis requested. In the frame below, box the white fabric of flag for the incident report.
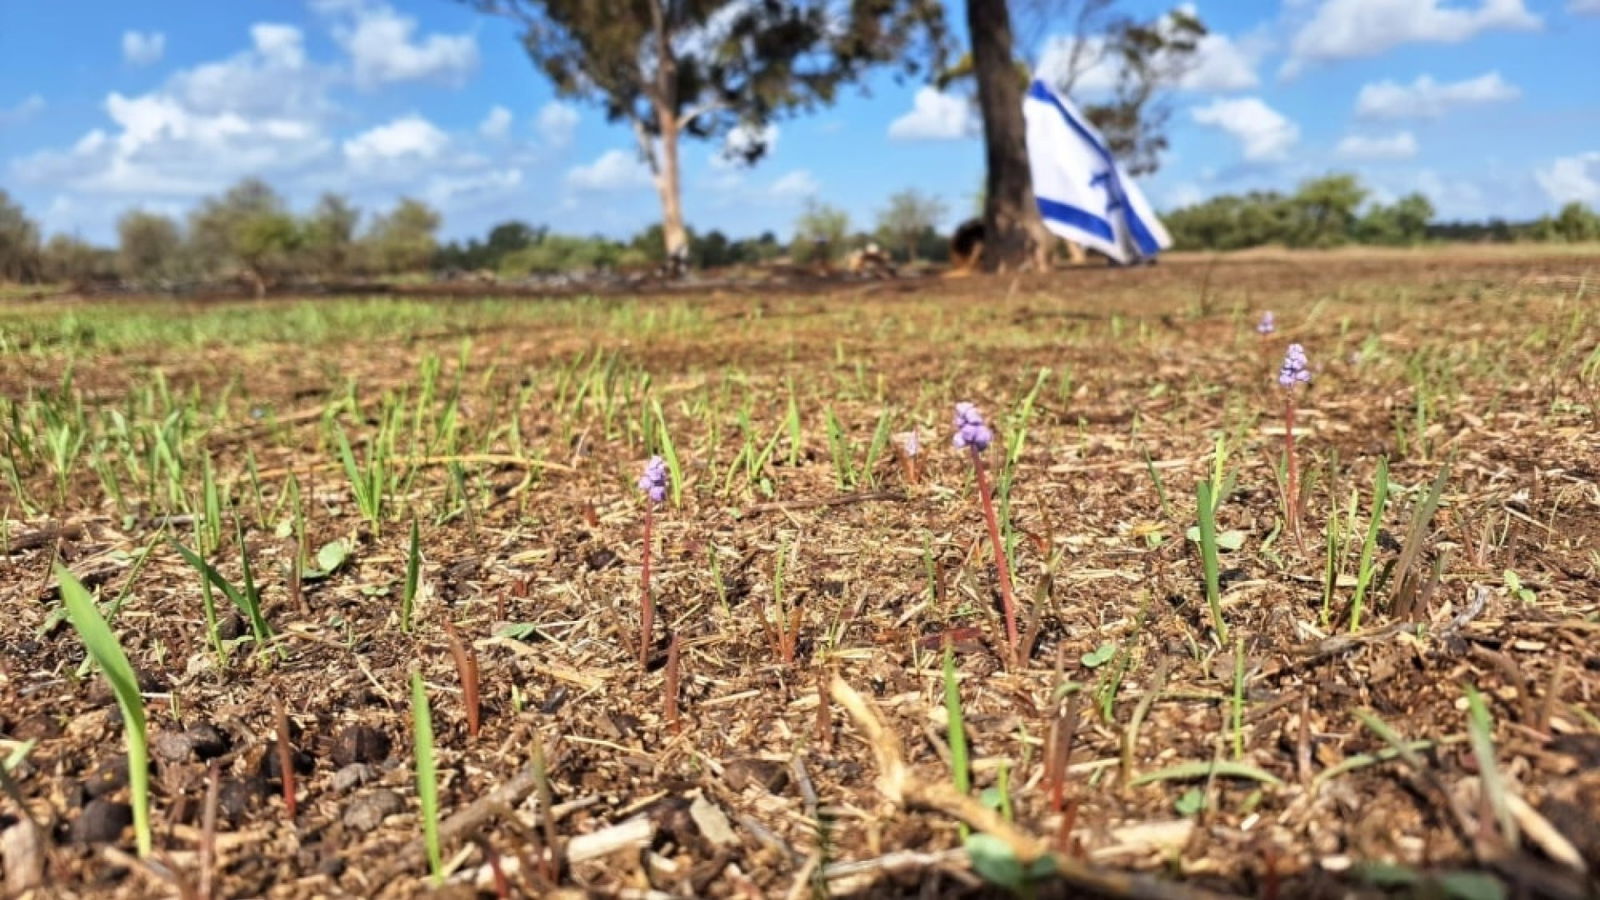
[1023,78,1172,264]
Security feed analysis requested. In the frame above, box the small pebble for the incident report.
[342,789,405,833]
[72,798,133,844]
[330,763,376,793]
[331,724,391,767]
[186,722,230,759]
[152,731,194,763]
[83,756,131,799]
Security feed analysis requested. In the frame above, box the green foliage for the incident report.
[1196,480,1228,643]
[302,193,362,277]
[363,198,440,274]
[42,234,118,286]
[410,670,444,886]
[117,211,185,281]
[499,233,622,275]
[0,188,42,282]
[1357,193,1435,246]
[1349,458,1389,631]
[487,0,946,156]
[942,644,970,822]
[59,567,152,856]
[1552,201,1600,242]
[964,834,1056,893]
[876,189,948,261]
[793,200,851,262]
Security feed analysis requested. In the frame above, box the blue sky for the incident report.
[2,0,1598,244]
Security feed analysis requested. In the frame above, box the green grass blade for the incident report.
[1196,481,1228,643]
[402,517,421,633]
[1350,457,1389,631]
[1129,760,1283,788]
[59,567,151,856]
[410,670,443,885]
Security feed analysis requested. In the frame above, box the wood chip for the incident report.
[689,792,739,848]
[566,816,654,864]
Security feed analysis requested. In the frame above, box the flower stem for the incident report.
[1284,392,1301,546]
[970,447,1019,655]
[640,504,654,669]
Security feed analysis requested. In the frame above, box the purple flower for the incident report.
[637,456,669,504]
[1256,311,1275,335]
[952,402,993,452]
[896,429,921,457]
[1278,343,1311,389]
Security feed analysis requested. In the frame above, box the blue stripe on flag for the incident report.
[1026,80,1161,257]
[1035,197,1113,242]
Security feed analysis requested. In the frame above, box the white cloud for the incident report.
[322,0,478,89]
[1412,169,1488,218]
[566,149,651,191]
[343,115,448,166]
[1335,131,1419,160]
[1038,8,1264,96]
[536,101,579,149]
[718,123,777,166]
[479,105,512,139]
[769,170,818,198]
[10,21,343,202]
[1534,152,1600,206]
[249,24,307,69]
[426,168,524,206]
[1190,97,1299,161]
[1179,31,1265,92]
[1284,0,1539,75]
[887,88,977,141]
[0,94,45,127]
[1355,72,1519,119]
[1164,182,1206,209]
[13,89,330,197]
[122,31,166,66]
[166,24,330,119]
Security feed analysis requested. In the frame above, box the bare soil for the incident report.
[1,251,1598,899]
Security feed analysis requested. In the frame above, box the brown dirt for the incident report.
[1,251,1598,899]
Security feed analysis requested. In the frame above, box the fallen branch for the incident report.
[740,491,906,515]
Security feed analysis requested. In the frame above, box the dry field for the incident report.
[1,250,1598,899]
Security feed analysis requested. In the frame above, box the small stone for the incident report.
[330,763,376,793]
[10,714,61,741]
[342,789,405,833]
[72,798,133,844]
[218,777,266,826]
[218,613,247,641]
[318,856,347,878]
[153,731,194,763]
[585,548,621,571]
[83,755,131,798]
[3,822,46,894]
[186,722,230,759]
[331,725,390,767]
[723,758,789,794]
[258,743,315,780]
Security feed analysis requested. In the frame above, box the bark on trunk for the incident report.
[967,0,1037,272]
[652,119,689,265]
[645,0,689,270]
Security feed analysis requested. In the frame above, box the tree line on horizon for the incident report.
[1163,173,1600,251]
[0,182,958,289]
[6,2,1595,282]
[3,173,1597,289]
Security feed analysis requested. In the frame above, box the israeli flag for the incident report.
[1023,79,1171,265]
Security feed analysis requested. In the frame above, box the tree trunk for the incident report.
[967,0,1037,272]
[651,122,689,266]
